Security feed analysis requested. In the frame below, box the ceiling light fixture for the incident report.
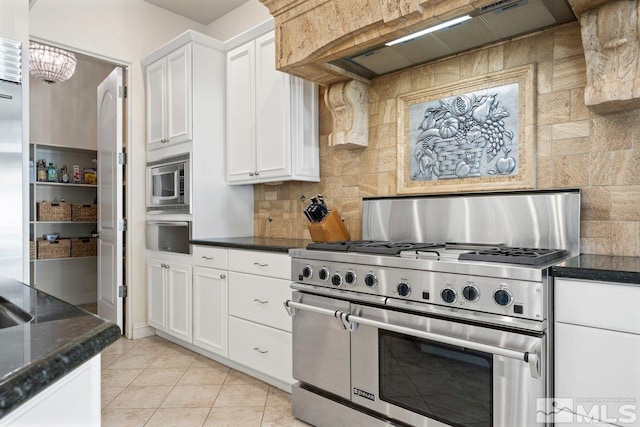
[29,42,77,84]
[385,15,472,46]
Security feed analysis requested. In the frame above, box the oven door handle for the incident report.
[283,300,357,331]
[341,311,540,379]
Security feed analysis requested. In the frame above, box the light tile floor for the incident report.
[101,335,310,427]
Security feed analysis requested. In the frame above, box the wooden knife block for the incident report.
[307,209,351,242]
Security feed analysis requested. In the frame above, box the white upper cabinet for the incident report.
[226,30,319,184]
[145,44,193,151]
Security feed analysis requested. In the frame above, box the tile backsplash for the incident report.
[254,22,640,257]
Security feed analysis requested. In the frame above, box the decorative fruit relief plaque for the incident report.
[397,65,536,194]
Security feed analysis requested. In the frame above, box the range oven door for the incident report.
[291,291,352,400]
[349,303,545,427]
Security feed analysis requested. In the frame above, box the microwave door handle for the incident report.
[340,311,540,379]
[149,222,190,227]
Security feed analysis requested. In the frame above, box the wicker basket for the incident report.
[30,241,35,260]
[37,238,71,259]
[71,237,97,257]
[72,204,97,222]
[37,202,72,222]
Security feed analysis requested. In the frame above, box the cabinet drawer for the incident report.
[228,249,290,279]
[229,316,294,385]
[229,272,292,332]
[556,278,640,334]
[192,245,228,269]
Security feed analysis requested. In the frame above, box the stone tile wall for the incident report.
[254,22,640,257]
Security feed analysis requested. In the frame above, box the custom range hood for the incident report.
[332,0,575,79]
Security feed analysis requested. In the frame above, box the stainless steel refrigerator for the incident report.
[0,38,24,281]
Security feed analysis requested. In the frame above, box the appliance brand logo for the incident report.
[537,398,638,424]
[353,388,375,401]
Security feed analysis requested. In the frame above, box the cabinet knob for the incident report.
[254,171,259,176]
[219,274,226,279]
[249,172,254,176]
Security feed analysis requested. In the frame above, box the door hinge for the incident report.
[118,285,127,298]
[118,86,127,98]
[118,219,127,232]
[118,152,126,165]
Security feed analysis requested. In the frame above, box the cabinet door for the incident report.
[145,59,166,150]
[555,322,640,426]
[147,258,166,331]
[226,42,256,184]
[255,31,291,181]
[166,44,192,145]
[166,261,192,342]
[193,266,228,357]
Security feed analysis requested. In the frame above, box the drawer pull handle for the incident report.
[253,262,269,267]
[201,256,213,260]
[253,347,268,354]
[253,298,269,304]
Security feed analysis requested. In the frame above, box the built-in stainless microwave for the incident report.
[146,153,190,214]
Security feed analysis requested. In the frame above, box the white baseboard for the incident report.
[132,323,155,339]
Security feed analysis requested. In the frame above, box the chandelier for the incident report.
[29,42,77,84]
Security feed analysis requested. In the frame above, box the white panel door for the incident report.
[145,59,166,149]
[226,42,256,183]
[166,261,192,342]
[147,259,166,331]
[97,67,124,332]
[193,266,228,356]
[255,31,291,180]
[166,44,192,145]
[556,322,640,426]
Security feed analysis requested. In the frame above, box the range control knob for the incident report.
[331,273,343,287]
[364,273,378,288]
[494,289,513,306]
[462,285,480,302]
[302,266,313,279]
[441,288,457,304]
[345,270,357,285]
[318,267,329,281]
[397,282,411,297]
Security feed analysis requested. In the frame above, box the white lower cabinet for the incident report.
[555,278,640,426]
[146,255,192,342]
[147,246,294,390]
[229,316,294,385]
[193,266,228,357]
[227,249,294,387]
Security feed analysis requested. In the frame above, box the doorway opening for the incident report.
[28,41,128,334]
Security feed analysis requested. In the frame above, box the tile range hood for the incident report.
[331,0,576,79]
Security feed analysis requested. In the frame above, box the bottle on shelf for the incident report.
[37,159,47,182]
[47,163,57,182]
[61,165,69,183]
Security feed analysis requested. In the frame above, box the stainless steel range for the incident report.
[285,190,580,427]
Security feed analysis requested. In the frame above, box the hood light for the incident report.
[385,15,472,46]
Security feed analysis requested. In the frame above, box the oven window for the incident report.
[379,330,492,427]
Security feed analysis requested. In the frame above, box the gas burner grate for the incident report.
[458,247,569,266]
[306,240,441,255]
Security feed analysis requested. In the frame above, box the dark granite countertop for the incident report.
[190,236,311,253]
[0,277,120,419]
[552,255,640,285]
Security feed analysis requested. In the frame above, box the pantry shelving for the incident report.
[29,142,98,305]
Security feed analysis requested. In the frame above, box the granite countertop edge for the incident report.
[190,237,311,253]
[0,321,121,419]
[552,255,640,285]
